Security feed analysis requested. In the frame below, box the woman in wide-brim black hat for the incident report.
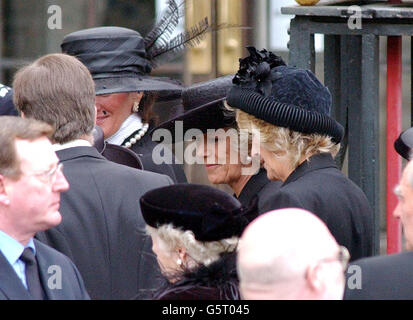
[153,75,282,213]
[137,183,258,300]
[226,46,374,262]
[61,3,209,183]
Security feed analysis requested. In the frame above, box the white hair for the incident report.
[146,224,239,267]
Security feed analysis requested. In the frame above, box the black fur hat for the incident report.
[152,75,235,142]
[140,184,258,242]
[226,47,344,143]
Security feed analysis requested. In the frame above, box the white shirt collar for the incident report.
[52,139,92,152]
[106,113,143,146]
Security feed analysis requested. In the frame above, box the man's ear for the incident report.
[0,175,11,206]
[20,111,25,118]
[306,263,326,293]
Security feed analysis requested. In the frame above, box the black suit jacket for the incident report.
[344,251,413,300]
[0,239,89,300]
[237,168,282,214]
[36,146,173,300]
[261,153,373,261]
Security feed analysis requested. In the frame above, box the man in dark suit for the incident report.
[13,53,173,300]
[0,117,89,300]
[344,160,413,299]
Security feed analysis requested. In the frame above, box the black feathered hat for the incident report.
[152,75,235,142]
[140,184,258,242]
[61,1,211,100]
[394,127,413,160]
[226,47,344,143]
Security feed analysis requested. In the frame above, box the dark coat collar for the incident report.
[283,153,338,186]
[153,252,240,300]
[55,146,106,162]
[237,168,269,205]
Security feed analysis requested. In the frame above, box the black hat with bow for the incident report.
[140,184,258,242]
[226,47,344,143]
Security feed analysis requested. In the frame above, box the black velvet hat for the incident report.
[226,47,344,143]
[140,184,258,242]
[152,75,235,142]
[394,127,413,160]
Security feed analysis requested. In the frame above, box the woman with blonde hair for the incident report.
[139,184,258,300]
[226,47,373,261]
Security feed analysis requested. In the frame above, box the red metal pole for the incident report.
[386,0,402,253]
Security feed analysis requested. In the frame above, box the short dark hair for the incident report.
[13,53,96,144]
[0,116,53,179]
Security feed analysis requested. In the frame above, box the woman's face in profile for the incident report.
[95,92,136,139]
[196,131,243,186]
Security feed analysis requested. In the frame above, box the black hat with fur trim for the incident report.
[152,75,235,142]
[140,184,258,242]
[226,47,344,143]
[394,127,413,160]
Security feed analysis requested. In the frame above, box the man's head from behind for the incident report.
[237,208,348,300]
[13,53,96,144]
[0,116,69,245]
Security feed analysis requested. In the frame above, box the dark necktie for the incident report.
[20,248,44,300]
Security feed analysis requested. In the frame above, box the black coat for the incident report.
[261,153,373,261]
[344,251,413,300]
[129,125,187,183]
[151,252,240,300]
[0,239,89,300]
[35,146,173,300]
[237,168,282,214]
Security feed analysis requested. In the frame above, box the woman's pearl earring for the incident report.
[177,258,182,266]
[132,102,140,113]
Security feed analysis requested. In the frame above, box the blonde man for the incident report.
[226,47,373,261]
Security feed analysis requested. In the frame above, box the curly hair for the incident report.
[146,224,239,268]
[236,110,340,169]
